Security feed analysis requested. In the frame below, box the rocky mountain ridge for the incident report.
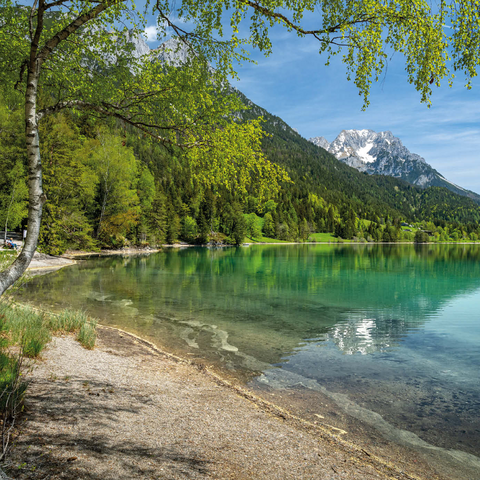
[309,130,480,203]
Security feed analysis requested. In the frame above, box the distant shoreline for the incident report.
[2,240,480,275]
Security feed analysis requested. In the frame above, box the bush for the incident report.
[414,230,429,243]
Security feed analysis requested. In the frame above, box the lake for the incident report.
[16,244,480,479]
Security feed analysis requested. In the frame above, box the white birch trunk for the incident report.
[0,66,45,296]
[3,185,17,244]
[0,0,112,296]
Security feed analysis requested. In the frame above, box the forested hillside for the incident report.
[238,91,480,223]
[2,85,480,254]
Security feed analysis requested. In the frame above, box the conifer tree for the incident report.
[147,192,167,245]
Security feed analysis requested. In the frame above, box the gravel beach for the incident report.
[3,327,427,480]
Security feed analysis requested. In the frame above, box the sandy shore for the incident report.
[3,327,425,480]
[27,252,76,271]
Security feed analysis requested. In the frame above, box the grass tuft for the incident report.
[0,303,50,355]
[46,309,90,333]
[77,319,97,350]
[0,301,97,356]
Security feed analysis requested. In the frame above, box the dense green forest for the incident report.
[2,87,480,254]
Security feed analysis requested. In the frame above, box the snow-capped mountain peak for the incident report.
[326,129,422,170]
[309,136,330,150]
[308,129,480,203]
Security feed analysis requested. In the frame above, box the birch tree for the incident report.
[0,0,281,294]
[0,0,479,295]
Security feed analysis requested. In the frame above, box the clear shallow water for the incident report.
[16,244,480,477]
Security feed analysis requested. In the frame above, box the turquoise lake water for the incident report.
[17,244,480,478]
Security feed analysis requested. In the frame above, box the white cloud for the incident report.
[144,25,158,42]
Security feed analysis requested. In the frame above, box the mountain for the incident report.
[123,34,480,225]
[309,136,330,150]
[154,38,191,66]
[234,95,480,224]
[309,129,480,204]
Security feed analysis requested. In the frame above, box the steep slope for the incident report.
[310,130,480,204]
[123,35,480,225]
[234,92,480,224]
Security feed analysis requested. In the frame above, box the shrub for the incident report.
[414,230,429,243]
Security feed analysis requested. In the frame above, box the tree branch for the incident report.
[155,8,235,56]
[45,0,71,9]
[237,0,398,42]
[37,0,119,63]
[38,100,206,148]
[29,0,39,41]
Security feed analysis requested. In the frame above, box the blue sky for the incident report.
[144,17,480,195]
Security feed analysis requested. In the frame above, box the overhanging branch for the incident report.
[38,100,207,148]
[38,0,120,63]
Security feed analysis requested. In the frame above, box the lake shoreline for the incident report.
[17,239,480,271]
[1,239,478,274]
[11,243,480,479]
[14,239,478,275]
[6,324,431,480]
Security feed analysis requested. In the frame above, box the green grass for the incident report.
[307,232,350,242]
[0,251,15,269]
[245,236,289,243]
[0,350,27,418]
[0,302,50,356]
[245,233,351,243]
[77,319,97,350]
[0,302,98,355]
[46,308,89,333]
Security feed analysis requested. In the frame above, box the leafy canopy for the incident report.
[0,0,286,197]
[0,0,477,126]
[153,0,480,107]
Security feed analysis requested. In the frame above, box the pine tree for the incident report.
[147,192,167,245]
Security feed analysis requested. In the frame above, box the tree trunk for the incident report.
[3,186,17,245]
[0,66,45,296]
